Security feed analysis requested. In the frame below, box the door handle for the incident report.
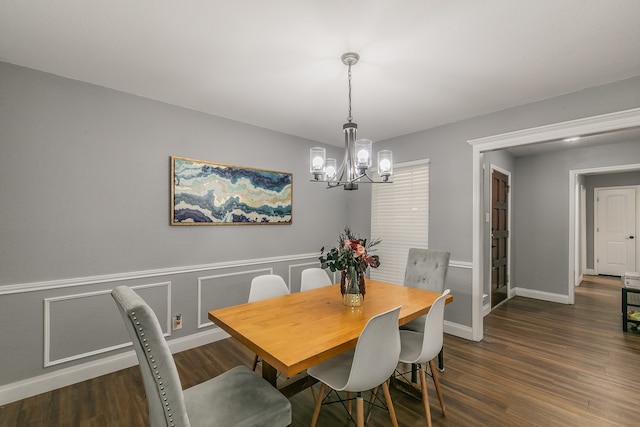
[630,236,635,239]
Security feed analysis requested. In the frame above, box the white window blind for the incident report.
[370,159,429,285]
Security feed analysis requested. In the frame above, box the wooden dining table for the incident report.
[208,279,453,397]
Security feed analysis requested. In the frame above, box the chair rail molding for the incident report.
[0,252,321,295]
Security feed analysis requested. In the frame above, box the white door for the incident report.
[595,187,637,276]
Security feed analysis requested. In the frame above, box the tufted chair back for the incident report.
[404,248,451,293]
[112,286,190,427]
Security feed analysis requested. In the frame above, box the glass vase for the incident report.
[343,265,363,307]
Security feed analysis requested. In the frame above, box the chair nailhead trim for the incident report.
[130,310,175,425]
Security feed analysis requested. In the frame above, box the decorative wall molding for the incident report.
[3,251,473,406]
[0,327,228,406]
[196,268,271,329]
[288,261,320,288]
[44,283,171,367]
[449,260,473,270]
[0,252,320,295]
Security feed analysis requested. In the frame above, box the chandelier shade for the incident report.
[310,52,393,190]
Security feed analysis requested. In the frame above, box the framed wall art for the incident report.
[171,156,292,225]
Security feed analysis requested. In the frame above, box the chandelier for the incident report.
[310,52,393,190]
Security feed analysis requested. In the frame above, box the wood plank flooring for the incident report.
[1,275,639,426]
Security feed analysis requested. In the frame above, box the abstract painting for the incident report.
[171,156,292,225]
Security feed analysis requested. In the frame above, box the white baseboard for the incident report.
[514,287,570,304]
[0,328,229,406]
[444,320,473,340]
[584,269,596,276]
[482,303,492,317]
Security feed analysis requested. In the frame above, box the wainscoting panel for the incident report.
[44,282,170,367]
[288,261,322,293]
[1,252,473,406]
[197,268,272,329]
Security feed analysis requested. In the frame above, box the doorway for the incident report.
[491,168,510,307]
[594,186,638,276]
[469,107,640,342]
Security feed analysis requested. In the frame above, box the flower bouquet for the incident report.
[319,226,381,303]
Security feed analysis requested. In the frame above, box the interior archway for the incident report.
[468,107,640,341]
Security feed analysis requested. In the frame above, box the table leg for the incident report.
[438,347,444,371]
[261,361,318,397]
[262,361,278,387]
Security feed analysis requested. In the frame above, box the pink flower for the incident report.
[355,245,366,257]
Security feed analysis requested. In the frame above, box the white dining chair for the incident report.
[248,274,290,303]
[300,267,332,292]
[308,306,402,427]
[111,285,291,427]
[248,274,290,370]
[397,289,450,427]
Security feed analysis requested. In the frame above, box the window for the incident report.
[370,159,429,284]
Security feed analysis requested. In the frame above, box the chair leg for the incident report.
[347,391,352,415]
[356,394,364,427]
[382,380,399,427]
[252,354,259,371]
[310,383,326,427]
[429,359,446,415]
[310,384,317,404]
[419,366,433,427]
[366,386,379,423]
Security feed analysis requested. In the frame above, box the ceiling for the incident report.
[1,1,640,148]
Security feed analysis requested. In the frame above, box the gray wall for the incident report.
[584,171,640,269]
[1,59,640,396]
[374,75,640,326]
[0,62,350,285]
[513,140,640,293]
[0,62,349,388]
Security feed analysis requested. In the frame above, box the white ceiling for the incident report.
[1,1,640,147]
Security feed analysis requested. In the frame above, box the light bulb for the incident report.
[312,156,324,171]
[357,149,369,165]
[379,158,391,172]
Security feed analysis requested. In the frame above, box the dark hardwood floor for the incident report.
[2,275,639,426]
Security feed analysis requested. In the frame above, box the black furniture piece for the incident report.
[622,287,640,332]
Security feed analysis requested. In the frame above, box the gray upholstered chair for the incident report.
[111,285,291,427]
[401,248,450,370]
